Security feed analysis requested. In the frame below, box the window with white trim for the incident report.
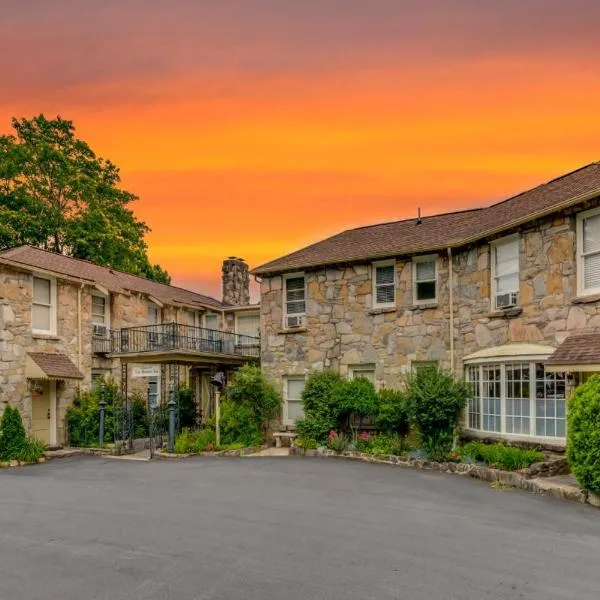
[32,276,57,334]
[577,207,600,296]
[92,293,109,325]
[187,311,197,327]
[204,313,219,330]
[349,365,375,384]
[491,236,519,309]
[466,361,566,440]
[284,376,305,425]
[373,261,395,308]
[236,313,260,338]
[413,256,437,304]
[284,274,306,328]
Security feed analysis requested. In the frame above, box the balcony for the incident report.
[92,322,260,363]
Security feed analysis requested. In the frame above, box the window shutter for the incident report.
[375,265,395,305]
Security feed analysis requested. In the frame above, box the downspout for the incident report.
[447,248,455,373]
[78,284,84,372]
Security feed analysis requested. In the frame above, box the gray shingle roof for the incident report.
[253,162,600,276]
[0,246,226,309]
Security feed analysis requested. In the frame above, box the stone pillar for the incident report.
[222,257,250,306]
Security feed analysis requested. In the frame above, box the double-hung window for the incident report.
[577,207,600,296]
[92,295,107,325]
[32,276,57,335]
[284,376,305,425]
[491,236,519,309]
[373,261,395,308]
[413,255,437,304]
[284,274,306,328]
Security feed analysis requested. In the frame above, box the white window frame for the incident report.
[576,206,600,296]
[283,375,306,426]
[235,311,260,338]
[464,359,567,442]
[91,292,110,328]
[412,254,438,305]
[490,234,520,310]
[283,272,306,328]
[32,275,57,335]
[372,260,396,309]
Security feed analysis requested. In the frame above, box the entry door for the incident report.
[31,381,52,444]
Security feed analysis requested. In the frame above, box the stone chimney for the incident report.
[222,257,250,306]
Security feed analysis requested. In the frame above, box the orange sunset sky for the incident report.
[2,0,600,300]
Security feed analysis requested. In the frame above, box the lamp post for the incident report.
[98,380,107,446]
[210,371,226,448]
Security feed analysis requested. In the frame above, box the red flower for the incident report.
[359,431,369,441]
[328,430,338,439]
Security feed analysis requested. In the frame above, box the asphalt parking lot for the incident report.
[1,456,599,600]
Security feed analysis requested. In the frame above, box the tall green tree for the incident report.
[0,114,170,283]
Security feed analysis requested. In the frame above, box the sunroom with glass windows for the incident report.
[463,344,568,448]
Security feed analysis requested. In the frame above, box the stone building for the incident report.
[0,246,259,447]
[253,162,600,448]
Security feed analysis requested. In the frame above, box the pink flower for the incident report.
[328,430,338,439]
[359,431,369,441]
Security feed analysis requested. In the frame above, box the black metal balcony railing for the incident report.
[92,322,260,358]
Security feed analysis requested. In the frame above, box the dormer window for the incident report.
[491,235,519,310]
[372,261,395,308]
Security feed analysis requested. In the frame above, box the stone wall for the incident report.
[261,206,600,397]
[222,257,250,306]
[0,260,246,443]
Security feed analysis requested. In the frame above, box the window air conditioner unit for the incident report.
[496,292,518,309]
[286,315,304,328]
[92,323,108,338]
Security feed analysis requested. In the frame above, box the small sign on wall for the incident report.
[132,366,161,378]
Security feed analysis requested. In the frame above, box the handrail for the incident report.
[92,322,260,358]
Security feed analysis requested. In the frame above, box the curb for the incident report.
[290,448,599,509]
[155,444,268,460]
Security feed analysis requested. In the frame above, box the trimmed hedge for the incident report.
[567,375,600,493]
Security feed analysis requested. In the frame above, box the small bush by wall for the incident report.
[567,375,600,494]
[0,405,45,463]
[173,428,215,454]
[226,365,281,438]
[332,377,379,432]
[459,441,543,471]
[375,388,410,438]
[405,367,471,461]
[296,371,344,442]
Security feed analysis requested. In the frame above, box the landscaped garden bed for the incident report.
[0,405,46,468]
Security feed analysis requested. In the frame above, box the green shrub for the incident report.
[567,375,600,493]
[357,432,408,456]
[405,367,471,461]
[296,371,344,442]
[66,380,148,447]
[226,365,280,437]
[177,386,198,429]
[18,437,46,463]
[0,406,45,462]
[332,377,379,431]
[459,441,544,471]
[376,388,410,437]
[213,400,263,447]
[0,405,27,460]
[325,432,348,453]
[173,428,215,454]
[295,437,318,449]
